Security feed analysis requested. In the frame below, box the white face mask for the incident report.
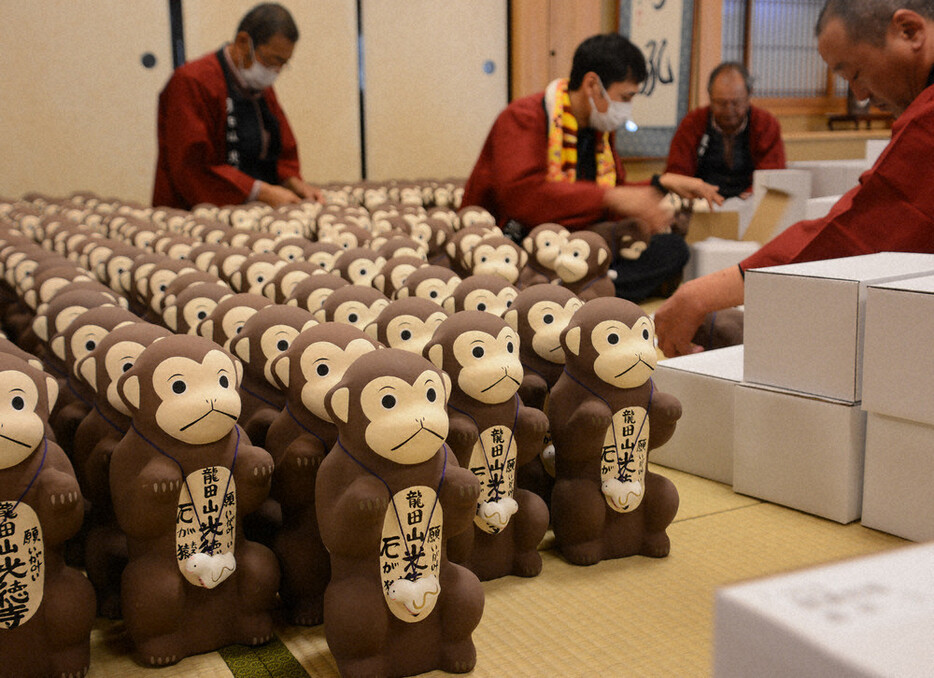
[588,79,633,132]
[241,37,279,90]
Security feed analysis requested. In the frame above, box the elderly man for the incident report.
[665,62,786,198]
[152,3,322,209]
[655,0,934,358]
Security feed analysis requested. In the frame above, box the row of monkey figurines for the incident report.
[0,195,681,678]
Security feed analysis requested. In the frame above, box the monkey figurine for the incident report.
[198,292,273,352]
[109,335,279,665]
[394,265,461,307]
[332,247,386,287]
[519,223,569,287]
[72,321,172,618]
[0,353,96,678]
[313,284,389,331]
[264,324,381,625]
[425,311,549,581]
[317,348,483,677]
[371,255,427,300]
[463,234,527,285]
[442,273,518,317]
[553,231,616,301]
[503,284,583,507]
[228,305,318,449]
[284,272,350,314]
[548,297,681,566]
[162,282,233,335]
[364,296,448,355]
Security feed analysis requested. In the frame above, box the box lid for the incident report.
[658,345,744,382]
[868,273,934,294]
[748,252,934,282]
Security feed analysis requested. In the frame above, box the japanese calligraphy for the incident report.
[0,501,44,629]
[468,425,518,534]
[380,485,442,623]
[175,467,236,588]
[600,406,650,513]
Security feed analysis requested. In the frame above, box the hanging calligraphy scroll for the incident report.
[617,0,695,158]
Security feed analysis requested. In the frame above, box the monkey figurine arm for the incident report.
[34,443,84,546]
[110,441,183,540]
[318,472,389,558]
[230,426,274,516]
[648,388,682,451]
[445,410,480,468]
[553,392,613,464]
[270,433,329,510]
[438,446,481,539]
[514,402,549,467]
[517,372,549,411]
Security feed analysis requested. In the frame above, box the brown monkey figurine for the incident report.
[313,284,389,330]
[264,324,381,625]
[365,296,448,355]
[548,297,681,566]
[442,273,518,317]
[463,234,527,285]
[109,335,279,665]
[72,321,172,618]
[197,292,273,351]
[228,304,318,449]
[0,353,96,678]
[394,265,461,307]
[425,311,549,581]
[519,223,569,287]
[553,231,616,301]
[317,348,483,677]
[503,284,583,507]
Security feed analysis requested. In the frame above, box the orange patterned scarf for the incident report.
[545,78,617,187]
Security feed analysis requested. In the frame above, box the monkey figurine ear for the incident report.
[445,241,458,260]
[32,314,50,342]
[301,319,318,332]
[163,305,178,331]
[45,374,59,412]
[427,343,444,371]
[232,336,250,363]
[372,274,386,295]
[440,371,452,404]
[462,249,474,268]
[518,249,529,268]
[78,355,97,393]
[564,326,582,356]
[363,321,379,342]
[232,356,243,388]
[262,282,276,301]
[120,374,141,412]
[598,248,608,266]
[503,308,518,333]
[436,229,446,246]
[22,288,37,310]
[50,335,66,361]
[442,296,455,315]
[522,236,534,255]
[229,271,243,291]
[329,386,350,424]
[312,307,327,323]
[272,354,290,390]
[198,318,214,339]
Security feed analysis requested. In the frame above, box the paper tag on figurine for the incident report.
[380,485,442,622]
[468,425,518,533]
[600,406,649,513]
[175,466,237,588]
[0,501,44,628]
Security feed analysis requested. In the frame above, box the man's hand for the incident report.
[602,185,675,235]
[257,182,302,207]
[658,173,725,208]
[654,266,746,357]
[283,176,325,203]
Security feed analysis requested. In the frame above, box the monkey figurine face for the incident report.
[117,334,243,446]
[463,235,527,284]
[230,304,318,388]
[522,223,569,274]
[285,273,349,313]
[326,348,451,465]
[562,297,657,389]
[504,284,583,366]
[272,323,380,422]
[553,231,611,285]
[0,355,57,469]
[394,265,461,307]
[443,274,518,317]
[365,297,448,355]
[426,310,523,405]
[313,285,389,330]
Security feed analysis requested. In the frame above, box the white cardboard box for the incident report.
[744,252,934,402]
[788,158,869,198]
[862,412,934,542]
[652,345,744,484]
[733,382,866,524]
[862,275,934,426]
[865,138,890,165]
[750,169,811,238]
[805,194,841,220]
[685,238,760,281]
[714,542,934,678]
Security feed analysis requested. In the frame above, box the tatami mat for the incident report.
[86,464,906,678]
